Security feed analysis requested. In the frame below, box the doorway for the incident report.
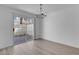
[13,16,34,45]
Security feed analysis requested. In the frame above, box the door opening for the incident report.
[13,16,34,45]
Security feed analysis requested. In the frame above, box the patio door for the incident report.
[13,16,34,45]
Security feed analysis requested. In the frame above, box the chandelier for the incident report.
[40,4,47,18]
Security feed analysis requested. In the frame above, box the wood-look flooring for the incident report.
[12,39,79,55]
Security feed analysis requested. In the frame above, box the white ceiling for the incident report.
[4,4,40,14]
[3,4,77,14]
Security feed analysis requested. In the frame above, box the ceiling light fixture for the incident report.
[40,4,47,18]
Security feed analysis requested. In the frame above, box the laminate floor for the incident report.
[13,39,79,55]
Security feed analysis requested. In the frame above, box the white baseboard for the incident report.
[40,38,79,49]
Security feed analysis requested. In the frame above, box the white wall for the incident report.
[35,17,42,39]
[0,6,13,49]
[40,5,79,48]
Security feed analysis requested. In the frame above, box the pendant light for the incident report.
[40,4,47,18]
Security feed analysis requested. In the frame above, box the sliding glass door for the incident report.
[13,16,34,45]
